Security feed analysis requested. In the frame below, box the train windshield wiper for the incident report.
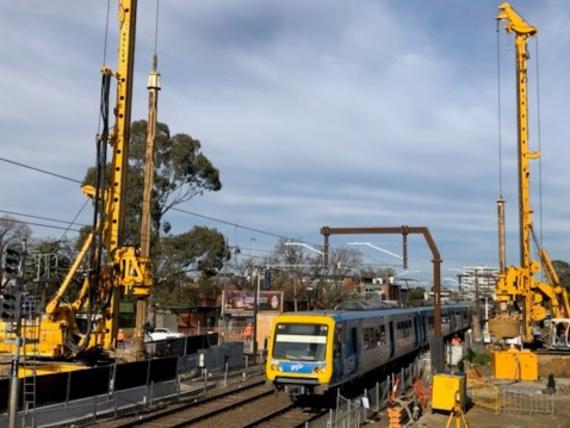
[294,355,317,361]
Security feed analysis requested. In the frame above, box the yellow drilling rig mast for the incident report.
[0,0,153,360]
[492,3,570,344]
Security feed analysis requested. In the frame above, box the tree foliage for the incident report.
[552,260,570,290]
[83,120,222,245]
[81,120,227,305]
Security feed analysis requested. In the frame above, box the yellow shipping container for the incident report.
[491,348,538,381]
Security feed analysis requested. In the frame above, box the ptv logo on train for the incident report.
[279,361,315,374]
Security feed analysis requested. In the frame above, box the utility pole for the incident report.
[136,53,161,356]
[252,268,261,361]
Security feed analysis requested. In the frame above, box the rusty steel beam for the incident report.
[320,225,443,338]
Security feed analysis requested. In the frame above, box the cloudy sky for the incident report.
[1,0,569,279]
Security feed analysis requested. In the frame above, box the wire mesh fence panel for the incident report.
[500,388,554,415]
[467,379,500,413]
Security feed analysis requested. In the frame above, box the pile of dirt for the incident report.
[538,354,570,378]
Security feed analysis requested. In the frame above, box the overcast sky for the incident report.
[1,0,569,278]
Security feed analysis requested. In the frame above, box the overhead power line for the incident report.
[0,156,82,184]
[5,218,83,233]
[1,155,322,247]
[0,209,89,227]
[171,207,292,241]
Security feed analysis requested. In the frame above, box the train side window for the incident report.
[351,328,358,353]
[379,325,386,345]
[363,327,371,350]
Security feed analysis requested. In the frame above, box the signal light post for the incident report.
[2,240,27,428]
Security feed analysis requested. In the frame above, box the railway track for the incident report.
[112,380,273,428]
[242,404,328,428]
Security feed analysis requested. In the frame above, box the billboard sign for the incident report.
[222,290,283,316]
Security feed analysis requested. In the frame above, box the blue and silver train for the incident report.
[265,304,471,397]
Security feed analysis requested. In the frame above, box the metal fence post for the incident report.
[92,395,97,422]
[65,371,71,409]
[114,394,119,418]
[243,355,249,381]
[224,362,229,387]
[149,381,154,407]
[375,382,380,412]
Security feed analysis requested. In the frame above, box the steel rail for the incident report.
[242,404,328,428]
[112,379,267,428]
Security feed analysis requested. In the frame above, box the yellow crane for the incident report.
[492,3,570,344]
[0,0,153,360]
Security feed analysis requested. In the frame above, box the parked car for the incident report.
[145,327,185,342]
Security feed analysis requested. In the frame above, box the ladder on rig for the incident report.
[21,295,41,427]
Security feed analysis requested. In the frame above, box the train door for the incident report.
[421,314,427,345]
[349,325,359,375]
[332,323,344,383]
[388,321,395,358]
[413,317,419,347]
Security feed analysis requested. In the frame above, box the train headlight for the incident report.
[313,364,326,374]
[270,360,281,372]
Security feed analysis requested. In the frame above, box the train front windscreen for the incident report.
[272,323,328,361]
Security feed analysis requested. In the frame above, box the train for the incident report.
[265,304,471,398]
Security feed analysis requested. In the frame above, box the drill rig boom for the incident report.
[493,3,570,344]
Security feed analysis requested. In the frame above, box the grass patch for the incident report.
[465,348,491,366]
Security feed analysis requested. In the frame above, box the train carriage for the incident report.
[266,304,470,398]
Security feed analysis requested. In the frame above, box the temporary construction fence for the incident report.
[499,386,554,415]
[467,378,500,413]
[325,358,423,428]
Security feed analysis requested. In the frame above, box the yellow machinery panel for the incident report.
[19,363,87,378]
[432,373,465,412]
[0,319,66,358]
[491,348,538,381]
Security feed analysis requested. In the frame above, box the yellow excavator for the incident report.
[491,3,570,346]
[0,0,156,363]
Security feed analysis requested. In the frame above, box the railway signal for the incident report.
[0,289,18,324]
[3,247,22,279]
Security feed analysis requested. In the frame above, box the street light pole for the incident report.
[252,268,261,362]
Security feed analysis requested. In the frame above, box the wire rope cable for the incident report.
[58,199,90,241]
[534,36,544,248]
[496,21,504,197]
[101,0,112,66]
